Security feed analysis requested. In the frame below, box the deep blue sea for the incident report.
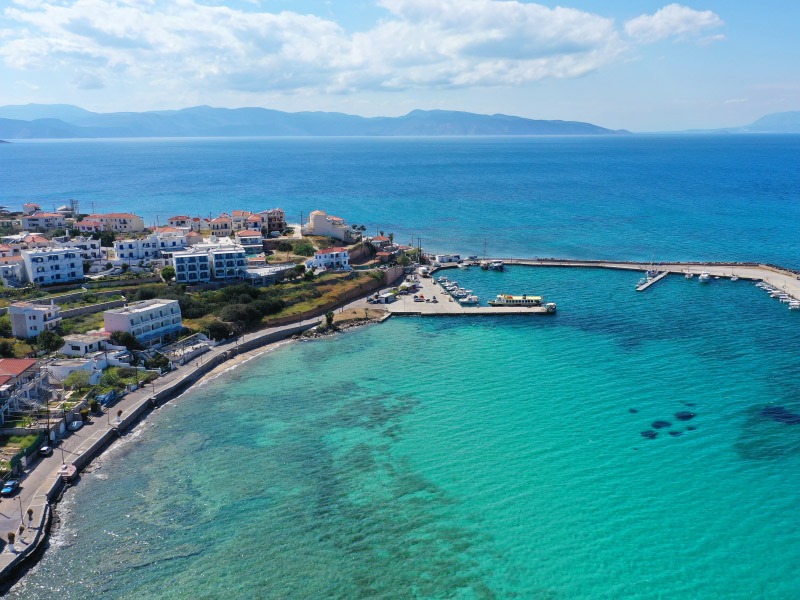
[2,135,800,266]
[3,136,800,599]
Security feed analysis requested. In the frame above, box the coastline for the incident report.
[3,255,799,590]
[0,294,391,590]
[0,317,325,590]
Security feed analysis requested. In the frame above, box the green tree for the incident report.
[294,264,306,278]
[0,315,11,338]
[83,260,92,274]
[36,330,64,353]
[110,331,141,350]
[398,254,411,267]
[277,241,293,253]
[205,320,232,341]
[294,241,315,257]
[325,311,335,329]
[64,370,91,390]
[161,265,176,282]
[0,340,14,358]
[120,263,130,273]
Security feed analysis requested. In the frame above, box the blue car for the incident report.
[1,480,19,496]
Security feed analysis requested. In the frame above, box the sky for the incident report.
[0,0,798,131]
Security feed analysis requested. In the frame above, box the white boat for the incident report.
[730,274,739,281]
[698,271,711,283]
[459,295,480,305]
[545,302,557,313]
[685,272,693,279]
[489,260,505,271]
[789,301,800,310]
[458,263,469,270]
[489,294,543,307]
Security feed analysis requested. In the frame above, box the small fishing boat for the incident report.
[685,272,694,279]
[489,260,505,271]
[459,295,480,305]
[730,273,739,281]
[698,271,711,283]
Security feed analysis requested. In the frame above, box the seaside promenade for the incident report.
[0,315,323,586]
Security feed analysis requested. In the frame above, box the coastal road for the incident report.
[0,316,321,574]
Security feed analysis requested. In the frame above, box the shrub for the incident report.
[64,370,91,390]
[205,319,232,341]
[293,241,316,257]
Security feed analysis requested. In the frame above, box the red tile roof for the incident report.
[168,215,190,220]
[372,236,390,242]
[0,358,38,377]
[236,230,262,237]
[316,247,348,255]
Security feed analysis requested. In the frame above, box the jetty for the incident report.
[490,258,800,299]
[636,270,669,291]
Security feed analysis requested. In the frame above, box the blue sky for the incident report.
[0,0,797,131]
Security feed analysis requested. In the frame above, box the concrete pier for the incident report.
[636,271,669,291]
[386,275,553,316]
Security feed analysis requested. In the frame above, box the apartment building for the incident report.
[21,247,83,285]
[104,299,183,347]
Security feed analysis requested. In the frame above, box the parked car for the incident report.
[1,480,19,496]
[68,420,83,431]
[39,445,53,457]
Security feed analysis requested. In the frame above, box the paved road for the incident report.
[0,316,320,566]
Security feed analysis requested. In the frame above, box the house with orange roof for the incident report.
[22,212,66,231]
[77,220,103,233]
[306,246,351,271]
[303,210,358,243]
[168,215,191,228]
[83,213,145,232]
[0,357,45,426]
[259,208,286,234]
[210,213,232,237]
[22,202,41,216]
[234,229,265,253]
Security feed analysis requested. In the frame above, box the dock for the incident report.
[636,271,669,291]
[385,275,553,316]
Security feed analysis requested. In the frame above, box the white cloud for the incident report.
[0,0,720,103]
[624,4,723,44]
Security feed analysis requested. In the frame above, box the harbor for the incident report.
[384,269,555,316]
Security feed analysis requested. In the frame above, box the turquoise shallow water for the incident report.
[9,267,800,599]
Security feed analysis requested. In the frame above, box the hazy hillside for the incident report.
[0,104,629,138]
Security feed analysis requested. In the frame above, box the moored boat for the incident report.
[698,271,711,283]
[488,294,543,307]
[489,260,505,271]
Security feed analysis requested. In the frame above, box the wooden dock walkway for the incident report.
[636,271,669,291]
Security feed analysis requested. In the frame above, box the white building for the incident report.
[21,247,83,285]
[208,245,247,281]
[170,238,247,283]
[114,229,187,262]
[234,230,264,253]
[306,247,351,271]
[104,299,183,347]
[9,301,61,338]
[59,333,112,357]
[172,249,212,284]
[83,213,145,233]
[303,210,359,243]
[54,236,103,261]
[21,212,66,231]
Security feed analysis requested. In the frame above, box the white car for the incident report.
[68,420,83,431]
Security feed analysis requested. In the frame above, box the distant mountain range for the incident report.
[0,104,629,139]
[679,111,800,134]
